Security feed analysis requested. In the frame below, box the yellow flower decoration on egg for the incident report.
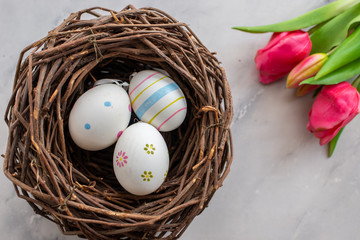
[144,144,155,155]
[141,171,153,182]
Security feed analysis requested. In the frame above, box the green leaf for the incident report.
[300,58,360,85]
[328,128,344,157]
[232,0,358,33]
[316,26,360,79]
[310,2,360,53]
[307,19,331,35]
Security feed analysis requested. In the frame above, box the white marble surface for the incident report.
[2,0,360,239]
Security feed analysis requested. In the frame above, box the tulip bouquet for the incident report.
[234,0,360,156]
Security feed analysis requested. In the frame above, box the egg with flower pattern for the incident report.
[68,83,131,151]
[113,122,169,195]
[128,70,187,132]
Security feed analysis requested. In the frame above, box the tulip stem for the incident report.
[328,127,345,157]
[326,47,337,57]
[352,74,360,90]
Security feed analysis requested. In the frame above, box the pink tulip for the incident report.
[255,30,312,84]
[307,82,360,145]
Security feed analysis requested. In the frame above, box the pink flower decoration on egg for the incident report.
[116,150,128,168]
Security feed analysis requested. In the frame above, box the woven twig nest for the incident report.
[3,5,233,240]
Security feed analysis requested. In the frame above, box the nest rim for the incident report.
[3,5,233,240]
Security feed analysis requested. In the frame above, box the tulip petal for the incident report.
[296,84,320,96]
[258,71,285,84]
[308,121,342,146]
[232,0,358,33]
[307,82,360,146]
[309,87,355,129]
[255,31,312,84]
[287,53,327,88]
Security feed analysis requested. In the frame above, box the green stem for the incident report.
[328,128,344,157]
[352,74,360,89]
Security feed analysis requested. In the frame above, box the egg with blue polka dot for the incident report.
[129,70,187,132]
[68,83,131,151]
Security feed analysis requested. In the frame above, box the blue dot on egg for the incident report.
[104,101,112,107]
[84,123,91,130]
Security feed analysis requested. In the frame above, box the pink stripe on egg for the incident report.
[129,72,159,96]
[157,107,187,131]
[117,130,123,138]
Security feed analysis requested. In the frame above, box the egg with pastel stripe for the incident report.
[129,70,187,132]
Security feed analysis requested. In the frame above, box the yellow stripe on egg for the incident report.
[131,76,168,105]
[148,96,185,124]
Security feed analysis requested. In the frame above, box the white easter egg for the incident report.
[113,122,169,195]
[68,83,131,151]
[128,70,187,132]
